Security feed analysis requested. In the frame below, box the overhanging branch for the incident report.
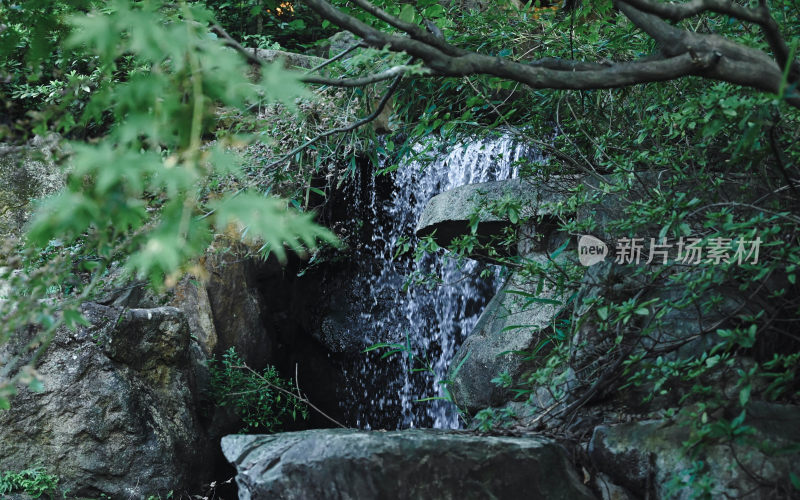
[299,0,799,108]
[349,0,468,58]
[620,0,800,80]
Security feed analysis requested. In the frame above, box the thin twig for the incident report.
[200,71,404,220]
[234,364,348,429]
[305,42,366,75]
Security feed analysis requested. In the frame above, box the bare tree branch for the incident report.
[621,0,767,24]
[302,65,425,87]
[305,42,367,75]
[349,0,469,57]
[250,72,403,184]
[620,0,799,79]
[199,61,405,220]
[211,24,265,66]
[526,57,614,71]
[234,364,348,428]
[299,0,800,108]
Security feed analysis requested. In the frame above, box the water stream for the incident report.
[343,134,539,430]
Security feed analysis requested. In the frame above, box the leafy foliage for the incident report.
[0,467,59,499]
[199,0,337,50]
[2,0,800,494]
[329,0,800,494]
[0,0,336,410]
[208,347,308,432]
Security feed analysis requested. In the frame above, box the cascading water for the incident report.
[341,134,541,430]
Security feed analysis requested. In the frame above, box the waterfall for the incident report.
[342,133,540,430]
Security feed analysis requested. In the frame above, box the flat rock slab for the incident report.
[222,429,596,500]
[415,176,576,249]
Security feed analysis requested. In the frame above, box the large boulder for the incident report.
[222,429,596,500]
[416,176,576,414]
[248,48,325,70]
[327,31,361,58]
[589,404,800,499]
[192,241,350,427]
[203,242,275,369]
[447,252,566,414]
[0,303,213,498]
[415,176,575,252]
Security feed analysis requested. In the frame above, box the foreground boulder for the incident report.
[222,429,596,499]
[0,302,213,498]
[589,404,800,499]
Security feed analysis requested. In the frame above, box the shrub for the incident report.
[208,347,308,432]
[0,467,59,499]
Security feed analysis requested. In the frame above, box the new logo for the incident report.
[578,235,608,266]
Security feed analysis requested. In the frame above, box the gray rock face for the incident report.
[415,176,575,252]
[414,176,577,414]
[327,31,360,58]
[222,429,596,500]
[204,245,275,369]
[248,48,325,69]
[447,253,567,414]
[0,134,64,239]
[0,302,212,498]
[589,405,800,499]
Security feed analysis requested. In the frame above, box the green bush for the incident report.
[208,347,308,432]
[0,467,59,499]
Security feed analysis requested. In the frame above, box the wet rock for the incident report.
[293,266,398,354]
[0,303,212,498]
[204,245,275,369]
[222,429,597,500]
[589,405,800,499]
[415,176,575,252]
[447,252,567,413]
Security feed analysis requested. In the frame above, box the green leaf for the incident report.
[423,4,445,18]
[739,385,751,407]
[28,378,45,393]
[450,351,471,379]
[790,472,800,491]
[550,238,570,258]
[63,309,90,330]
[399,4,417,24]
[731,409,747,428]
[211,192,337,263]
[503,290,561,305]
